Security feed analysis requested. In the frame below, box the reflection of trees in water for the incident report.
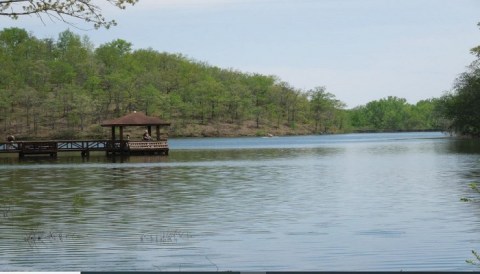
[454,138,480,268]
[447,139,480,181]
[1,198,16,219]
[23,229,78,247]
[448,139,480,154]
[140,230,192,244]
[171,146,341,163]
[462,181,480,268]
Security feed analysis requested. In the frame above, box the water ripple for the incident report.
[1,133,480,271]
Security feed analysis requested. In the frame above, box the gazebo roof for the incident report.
[100,111,171,127]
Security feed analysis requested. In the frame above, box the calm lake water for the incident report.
[1,132,480,271]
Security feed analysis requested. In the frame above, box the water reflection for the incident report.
[447,139,480,154]
[1,133,480,271]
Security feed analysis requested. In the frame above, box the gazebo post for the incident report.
[119,126,125,152]
[156,125,160,140]
[109,126,116,156]
[147,126,152,137]
[111,126,116,141]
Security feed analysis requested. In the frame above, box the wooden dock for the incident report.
[0,140,169,158]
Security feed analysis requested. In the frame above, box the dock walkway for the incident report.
[0,140,169,158]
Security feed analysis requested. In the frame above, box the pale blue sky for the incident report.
[1,0,479,107]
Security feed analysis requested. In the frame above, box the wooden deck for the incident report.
[0,140,169,158]
[124,140,169,155]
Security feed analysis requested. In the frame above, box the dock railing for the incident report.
[0,139,169,157]
[127,140,168,150]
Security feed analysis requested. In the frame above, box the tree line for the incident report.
[0,28,454,140]
[347,96,443,132]
[435,25,480,138]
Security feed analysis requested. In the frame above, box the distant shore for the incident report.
[4,121,444,141]
[167,122,442,138]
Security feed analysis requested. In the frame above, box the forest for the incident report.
[0,28,455,140]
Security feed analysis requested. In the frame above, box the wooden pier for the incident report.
[0,139,169,158]
[1,111,171,158]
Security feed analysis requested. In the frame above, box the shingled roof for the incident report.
[101,111,171,127]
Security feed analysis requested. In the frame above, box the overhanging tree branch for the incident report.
[0,0,138,29]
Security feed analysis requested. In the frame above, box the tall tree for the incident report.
[247,74,275,128]
[440,67,480,137]
[438,23,480,137]
[95,39,132,117]
[308,86,345,133]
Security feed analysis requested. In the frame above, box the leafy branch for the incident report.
[467,250,480,266]
[462,181,480,267]
[460,183,480,202]
[0,0,138,29]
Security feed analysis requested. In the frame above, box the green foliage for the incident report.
[0,28,335,138]
[308,86,346,133]
[438,66,480,137]
[467,250,480,266]
[347,96,440,132]
[0,27,441,138]
[461,182,480,203]
[436,23,480,138]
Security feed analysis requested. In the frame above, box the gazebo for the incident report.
[100,111,171,155]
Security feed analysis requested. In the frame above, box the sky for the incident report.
[1,0,479,108]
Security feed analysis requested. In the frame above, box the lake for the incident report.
[1,132,480,271]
